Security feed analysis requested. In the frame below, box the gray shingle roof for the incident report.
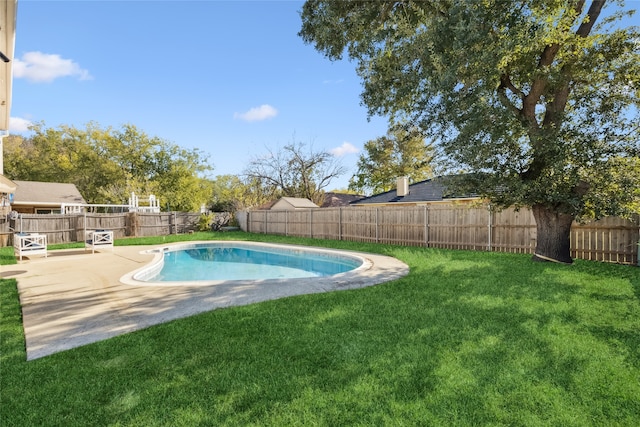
[350,177,476,205]
[320,192,365,207]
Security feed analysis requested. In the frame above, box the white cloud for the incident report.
[13,51,92,83]
[330,142,359,157]
[233,104,278,122]
[9,117,33,133]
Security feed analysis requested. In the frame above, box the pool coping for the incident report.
[4,241,409,360]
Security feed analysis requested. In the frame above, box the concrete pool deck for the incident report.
[2,242,409,360]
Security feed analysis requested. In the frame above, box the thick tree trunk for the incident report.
[531,204,574,264]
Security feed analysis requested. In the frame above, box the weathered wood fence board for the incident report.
[491,208,537,253]
[570,216,638,264]
[245,205,639,265]
[1,212,201,246]
[2,207,637,265]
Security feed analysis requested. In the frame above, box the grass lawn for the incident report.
[1,232,639,426]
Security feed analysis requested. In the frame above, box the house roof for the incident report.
[255,199,278,210]
[12,180,86,206]
[274,197,319,209]
[320,192,365,208]
[0,173,16,193]
[350,177,477,205]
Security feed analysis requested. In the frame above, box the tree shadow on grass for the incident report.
[2,247,639,426]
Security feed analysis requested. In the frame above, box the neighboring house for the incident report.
[350,176,478,207]
[269,197,319,210]
[256,193,364,210]
[11,180,86,214]
[320,192,365,208]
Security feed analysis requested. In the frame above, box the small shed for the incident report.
[11,180,86,214]
[270,197,319,210]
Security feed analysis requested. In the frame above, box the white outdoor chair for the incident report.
[14,233,48,261]
[85,230,114,253]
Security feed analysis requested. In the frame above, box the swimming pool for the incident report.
[125,241,368,286]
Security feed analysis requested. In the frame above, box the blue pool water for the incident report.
[147,245,362,282]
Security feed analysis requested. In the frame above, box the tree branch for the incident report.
[543,1,605,127]
[524,0,589,119]
[497,86,524,118]
[500,73,525,99]
[498,73,528,123]
[576,0,606,37]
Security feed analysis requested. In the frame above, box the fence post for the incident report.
[630,219,640,267]
[82,212,87,243]
[487,204,493,252]
[310,209,313,238]
[285,210,288,236]
[339,207,342,241]
[376,208,379,243]
[127,212,137,237]
[424,205,429,247]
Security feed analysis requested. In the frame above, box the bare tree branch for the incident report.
[243,140,346,205]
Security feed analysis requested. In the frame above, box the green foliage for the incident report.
[300,1,640,219]
[198,213,213,231]
[4,122,213,212]
[204,174,286,213]
[3,123,119,200]
[208,174,256,212]
[349,121,437,195]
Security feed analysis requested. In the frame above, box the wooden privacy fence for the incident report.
[1,212,201,246]
[242,205,639,265]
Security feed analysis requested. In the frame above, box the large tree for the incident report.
[349,121,437,195]
[243,139,347,206]
[300,0,640,263]
[4,123,213,212]
[3,123,121,200]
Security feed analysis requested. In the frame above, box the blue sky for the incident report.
[10,0,389,190]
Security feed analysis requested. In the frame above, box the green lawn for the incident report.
[1,232,639,426]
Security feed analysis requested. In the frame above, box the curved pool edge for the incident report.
[119,240,409,290]
[18,242,410,360]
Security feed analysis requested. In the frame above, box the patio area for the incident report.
[3,244,409,360]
